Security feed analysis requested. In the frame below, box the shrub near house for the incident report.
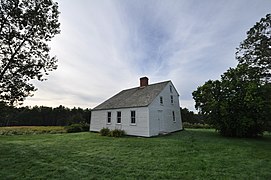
[100,128,125,137]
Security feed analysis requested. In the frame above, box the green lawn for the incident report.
[0,129,270,179]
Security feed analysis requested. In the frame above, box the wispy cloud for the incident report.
[24,0,271,111]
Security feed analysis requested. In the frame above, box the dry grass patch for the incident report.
[0,126,66,135]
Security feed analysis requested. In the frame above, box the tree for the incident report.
[0,101,11,126]
[192,14,271,137]
[0,0,60,105]
[236,14,271,83]
[180,107,206,124]
[193,65,271,137]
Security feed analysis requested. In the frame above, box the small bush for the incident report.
[99,128,125,137]
[81,123,90,132]
[65,124,83,133]
[109,129,125,137]
[100,128,110,136]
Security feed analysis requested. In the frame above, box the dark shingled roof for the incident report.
[93,81,170,110]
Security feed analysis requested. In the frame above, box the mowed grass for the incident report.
[0,129,270,179]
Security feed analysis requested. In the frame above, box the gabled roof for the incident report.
[93,81,170,110]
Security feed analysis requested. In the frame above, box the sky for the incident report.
[24,0,271,111]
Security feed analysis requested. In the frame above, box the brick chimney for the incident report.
[140,77,149,87]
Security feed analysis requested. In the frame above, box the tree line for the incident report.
[0,103,91,127]
[180,107,206,124]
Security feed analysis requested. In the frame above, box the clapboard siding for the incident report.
[90,107,150,137]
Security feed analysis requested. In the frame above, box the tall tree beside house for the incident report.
[236,14,271,83]
[192,14,271,137]
[0,0,60,105]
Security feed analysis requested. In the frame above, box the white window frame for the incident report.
[160,96,163,105]
[170,85,173,93]
[130,110,136,125]
[172,111,176,122]
[117,111,121,124]
[107,111,111,124]
[170,95,174,104]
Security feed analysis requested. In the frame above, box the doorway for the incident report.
[158,110,163,132]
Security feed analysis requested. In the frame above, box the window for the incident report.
[107,112,111,124]
[170,95,174,104]
[117,111,121,124]
[172,111,176,122]
[160,96,163,105]
[131,111,136,124]
[170,85,173,93]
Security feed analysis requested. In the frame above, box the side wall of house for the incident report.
[148,82,182,136]
[90,107,150,137]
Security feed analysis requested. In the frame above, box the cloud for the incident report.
[24,0,271,111]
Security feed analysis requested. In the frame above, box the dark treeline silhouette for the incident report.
[0,102,202,127]
[180,107,206,124]
[0,102,91,127]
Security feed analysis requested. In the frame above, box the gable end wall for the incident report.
[148,82,182,136]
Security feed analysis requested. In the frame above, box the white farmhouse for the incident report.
[90,77,183,137]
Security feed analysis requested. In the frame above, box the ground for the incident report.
[0,129,270,179]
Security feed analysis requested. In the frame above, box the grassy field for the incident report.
[0,126,66,135]
[0,129,270,179]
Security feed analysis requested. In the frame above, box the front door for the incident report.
[158,110,163,132]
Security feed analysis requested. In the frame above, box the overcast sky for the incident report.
[24,0,271,111]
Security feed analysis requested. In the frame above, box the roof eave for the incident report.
[92,105,149,111]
